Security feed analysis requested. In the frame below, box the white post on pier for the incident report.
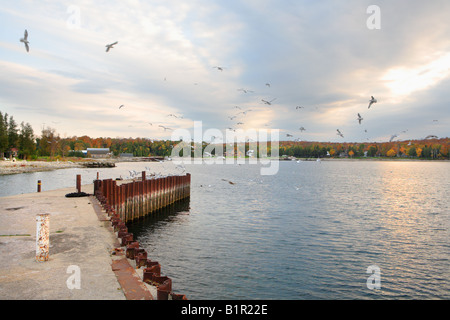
[36,214,50,262]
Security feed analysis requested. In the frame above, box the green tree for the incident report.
[7,115,19,151]
[0,112,8,157]
[407,147,417,157]
[18,122,36,159]
[368,145,378,157]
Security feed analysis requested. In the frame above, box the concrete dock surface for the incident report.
[0,184,156,300]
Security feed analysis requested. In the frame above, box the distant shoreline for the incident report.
[1,156,448,176]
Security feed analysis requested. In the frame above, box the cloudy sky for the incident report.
[0,0,449,143]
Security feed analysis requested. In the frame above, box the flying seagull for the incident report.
[106,41,118,52]
[159,125,172,131]
[237,88,254,93]
[265,83,271,87]
[286,134,293,137]
[20,29,29,52]
[357,113,363,124]
[424,135,438,139]
[299,127,306,132]
[296,106,304,110]
[236,110,251,116]
[389,134,398,142]
[336,129,344,138]
[168,113,183,118]
[213,66,224,71]
[368,96,377,109]
[119,105,124,109]
[261,98,277,105]
[221,179,235,185]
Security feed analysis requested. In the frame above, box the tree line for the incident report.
[278,139,450,160]
[0,111,35,159]
[1,110,449,160]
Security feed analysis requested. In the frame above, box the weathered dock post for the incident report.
[37,180,41,193]
[35,213,50,262]
[76,175,81,193]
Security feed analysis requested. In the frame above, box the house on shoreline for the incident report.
[86,148,111,158]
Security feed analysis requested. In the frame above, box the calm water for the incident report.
[1,160,449,299]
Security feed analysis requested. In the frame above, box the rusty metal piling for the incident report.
[93,173,190,224]
[92,173,191,300]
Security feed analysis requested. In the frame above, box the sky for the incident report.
[0,0,449,143]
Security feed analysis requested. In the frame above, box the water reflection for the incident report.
[1,160,448,299]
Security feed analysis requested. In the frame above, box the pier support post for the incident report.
[35,214,50,262]
[76,174,81,193]
[37,180,41,193]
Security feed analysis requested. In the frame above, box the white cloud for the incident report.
[1,1,449,141]
[382,52,450,99]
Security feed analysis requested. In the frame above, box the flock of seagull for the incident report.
[335,96,377,139]
[19,29,440,144]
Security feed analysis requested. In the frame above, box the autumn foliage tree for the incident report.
[386,149,396,157]
[1,110,449,160]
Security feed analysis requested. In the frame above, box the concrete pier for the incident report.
[0,174,191,300]
[0,185,127,299]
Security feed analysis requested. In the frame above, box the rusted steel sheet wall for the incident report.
[93,173,190,224]
[93,174,190,300]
